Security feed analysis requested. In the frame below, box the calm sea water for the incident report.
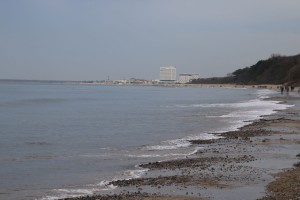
[0,81,291,200]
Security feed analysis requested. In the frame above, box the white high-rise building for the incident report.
[178,74,200,83]
[160,66,176,82]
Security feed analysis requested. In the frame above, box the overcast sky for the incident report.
[1,0,300,81]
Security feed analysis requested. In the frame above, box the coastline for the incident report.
[79,82,283,91]
[58,92,300,200]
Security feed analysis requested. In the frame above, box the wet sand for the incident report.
[61,95,300,200]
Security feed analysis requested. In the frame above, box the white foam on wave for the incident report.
[222,86,247,90]
[39,166,147,200]
[159,90,293,151]
[39,189,95,200]
[127,154,162,158]
[143,133,221,151]
[143,138,190,150]
[221,100,293,119]
[170,100,265,109]
[88,180,117,190]
[39,186,118,200]
[127,146,204,158]
[187,146,203,156]
[255,89,277,99]
[210,91,293,132]
[80,153,110,158]
[87,167,149,191]
[166,89,282,109]
[123,167,149,179]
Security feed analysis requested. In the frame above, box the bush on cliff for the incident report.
[191,54,300,85]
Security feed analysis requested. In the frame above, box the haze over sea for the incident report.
[0,81,292,200]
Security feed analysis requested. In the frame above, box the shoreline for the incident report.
[69,81,282,89]
[58,93,300,199]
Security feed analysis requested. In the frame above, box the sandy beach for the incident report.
[61,93,300,200]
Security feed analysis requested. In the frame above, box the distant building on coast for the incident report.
[160,66,176,82]
[178,74,200,84]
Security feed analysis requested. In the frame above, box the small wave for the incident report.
[2,154,57,163]
[166,101,250,108]
[222,86,247,90]
[26,141,52,146]
[255,89,276,97]
[23,155,56,160]
[143,138,190,150]
[209,97,294,132]
[88,181,117,190]
[143,133,221,151]
[127,154,163,158]
[0,98,67,108]
[79,153,110,158]
[187,147,203,156]
[219,110,273,119]
[219,103,293,120]
[39,183,117,200]
[95,180,110,187]
[215,122,251,133]
[259,95,270,99]
[165,95,290,110]
[184,133,222,141]
[39,166,147,200]
[40,189,95,200]
[127,153,185,158]
[123,168,149,179]
[127,146,203,158]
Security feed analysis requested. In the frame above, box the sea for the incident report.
[0,81,293,200]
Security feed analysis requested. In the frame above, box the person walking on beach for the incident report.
[280,86,284,94]
[285,86,289,96]
[291,86,295,92]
